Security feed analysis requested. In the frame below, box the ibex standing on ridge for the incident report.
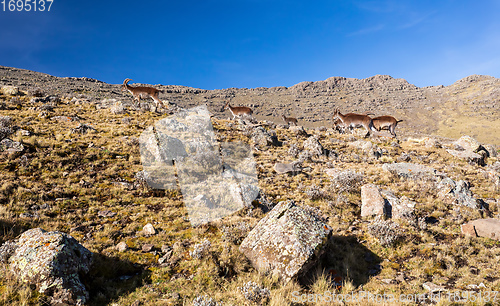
[281,114,298,126]
[333,108,376,137]
[371,116,403,137]
[122,78,166,112]
[224,102,253,119]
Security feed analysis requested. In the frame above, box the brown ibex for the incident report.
[122,78,166,112]
[224,102,253,119]
[333,108,376,137]
[371,116,403,137]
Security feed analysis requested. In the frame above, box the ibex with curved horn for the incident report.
[122,78,166,112]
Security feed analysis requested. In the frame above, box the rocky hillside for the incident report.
[0,66,499,305]
[1,66,499,145]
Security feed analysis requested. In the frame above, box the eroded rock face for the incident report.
[5,228,93,306]
[239,200,331,282]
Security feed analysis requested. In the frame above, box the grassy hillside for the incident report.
[0,83,499,305]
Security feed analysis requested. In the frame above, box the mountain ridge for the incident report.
[1,65,499,145]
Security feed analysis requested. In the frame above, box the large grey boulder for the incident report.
[437,178,485,209]
[2,228,93,305]
[239,200,332,282]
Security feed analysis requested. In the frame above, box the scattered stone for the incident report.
[5,228,93,305]
[238,281,271,303]
[110,101,127,115]
[251,126,278,147]
[70,123,96,134]
[303,135,325,157]
[422,282,447,293]
[239,200,332,282]
[98,210,117,218]
[382,162,437,180]
[289,125,308,136]
[142,244,154,252]
[368,220,404,247]
[385,192,416,222]
[51,116,76,122]
[328,170,364,193]
[116,241,128,252]
[0,138,24,153]
[192,295,222,306]
[274,161,302,174]
[1,85,19,95]
[462,218,500,241]
[141,223,157,236]
[447,136,489,166]
[189,239,211,259]
[0,240,17,263]
[437,178,484,209]
[361,184,388,218]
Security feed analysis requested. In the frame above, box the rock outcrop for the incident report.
[239,200,332,282]
[1,228,93,305]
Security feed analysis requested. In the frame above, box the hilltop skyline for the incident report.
[1,0,499,89]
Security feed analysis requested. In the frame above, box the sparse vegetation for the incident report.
[0,68,499,305]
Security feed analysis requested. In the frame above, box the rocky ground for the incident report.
[0,66,499,305]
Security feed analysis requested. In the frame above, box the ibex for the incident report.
[333,111,374,134]
[333,108,376,137]
[224,102,253,119]
[281,114,298,126]
[371,116,403,137]
[122,78,166,112]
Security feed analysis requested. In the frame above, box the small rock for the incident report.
[142,244,154,252]
[303,135,325,157]
[116,242,128,252]
[422,282,446,293]
[289,125,308,136]
[141,223,157,236]
[1,86,19,96]
[0,138,24,153]
[382,162,437,180]
[98,210,117,218]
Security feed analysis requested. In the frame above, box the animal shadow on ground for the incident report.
[300,235,382,289]
[82,253,151,306]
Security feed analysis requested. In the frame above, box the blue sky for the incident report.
[1,0,499,89]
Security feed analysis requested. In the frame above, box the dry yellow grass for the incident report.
[0,90,499,305]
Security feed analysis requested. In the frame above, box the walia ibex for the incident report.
[371,116,403,137]
[333,108,376,137]
[122,78,166,112]
[281,114,298,126]
[224,102,253,119]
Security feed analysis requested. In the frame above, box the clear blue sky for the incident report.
[1,0,499,89]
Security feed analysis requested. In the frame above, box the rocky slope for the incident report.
[1,66,499,145]
[0,66,499,305]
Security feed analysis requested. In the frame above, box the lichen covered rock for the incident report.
[6,228,93,305]
[239,200,331,282]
